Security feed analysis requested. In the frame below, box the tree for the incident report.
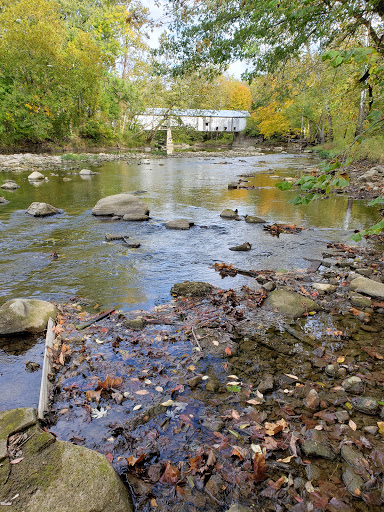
[164,0,384,75]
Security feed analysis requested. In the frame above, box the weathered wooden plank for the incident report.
[38,317,55,420]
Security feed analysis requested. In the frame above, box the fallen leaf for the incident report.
[231,445,248,460]
[161,400,174,407]
[150,498,158,507]
[135,390,149,395]
[254,452,267,482]
[211,340,219,346]
[98,375,122,390]
[188,365,196,371]
[277,455,295,463]
[10,457,24,465]
[247,399,262,405]
[155,386,163,392]
[159,462,180,485]
[349,420,357,431]
[105,452,113,463]
[337,356,345,363]
[126,454,145,466]
[86,390,101,402]
[284,373,298,380]
[231,409,241,420]
[225,347,232,356]
[133,405,142,411]
[265,418,288,436]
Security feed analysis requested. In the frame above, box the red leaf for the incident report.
[225,347,232,356]
[159,462,180,485]
[105,452,113,463]
[98,375,122,390]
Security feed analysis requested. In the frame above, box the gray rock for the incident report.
[257,374,274,393]
[304,389,320,410]
[305,464,322,482]
[229,242,251,251]
[1,180,19,190]
[220,208,238,219]
[124,317,146,330]
[264,289,321,318]
[122,213,149,221]
[325,364,338,378]
[228,182,238,189]
[245,215,265,223]
[26,202,61,217]
[92,193,149,219]
[302,430,334,460]
[349,276,384,300]
[0,196,9,204]
[0,298,57,335]
[351,396,379,415]
[165,219,194,230]
[262,281,276,292]
[342,376,364,395]
[171,281,214,297]
[341,445,370,480]
[335,410,350,423]
[350,293,372,308]
[0,408,132,512]
[363,425,378,435]
[312,283,337,293]
[225,505,252,512]
[342,467,364,497]
[28,171,44,181]
[79,169,97,175]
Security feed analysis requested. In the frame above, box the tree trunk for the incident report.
[355,85,367,137]
[325,105,333,142]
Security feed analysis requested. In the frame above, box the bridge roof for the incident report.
[143,108,250,118]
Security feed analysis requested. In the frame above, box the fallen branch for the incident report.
[76,308,115,330]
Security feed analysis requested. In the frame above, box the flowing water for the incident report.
[0,151,380,410]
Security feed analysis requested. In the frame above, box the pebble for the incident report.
[335,410,350,423]
[363,425,378,435]
[303,389,320,410]
[342,376,364,395]
[257,374,274,393]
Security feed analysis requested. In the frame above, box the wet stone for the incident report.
[187,376,202,388]
[302,430,335,460]
[304,389,320,411]
[262,281,276,292]
[351,396,379,415]
[305,464,323,482]
[220,208,238,219]
[341,445,369,480]
[342,376,364,395]
[312,283,337,294]
[257,374,274,393]
[171,281,214,297]
[335,410,350,423]
[350,293,372,308]
[124,318,146,331]
[363,425,378,435]
[244,215,265,223]
[342,466,364,497]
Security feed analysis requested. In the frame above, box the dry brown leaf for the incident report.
[159,462,180,485]
[86,390,102,403]
[98,375,123,390]
[264,418,288,436]
[253,452,267,482]
[231,445,248,460]
[135,390,149,395]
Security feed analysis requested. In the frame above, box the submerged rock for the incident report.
[342,376,364,395]
[92,193,149,220]
[0,408,133,512]
[264,289,321,318]
[79,168,97,176]
[342,467,364,498]
[165,219,194,230]
[26,202,61,217]
[351,396,378,415]
[349,276,384,300]
[0,298,57,335]
[171,281,213,297]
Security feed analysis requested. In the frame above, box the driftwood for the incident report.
[213,262,275,279]
[38,317,55,420]
[75,308,115,330]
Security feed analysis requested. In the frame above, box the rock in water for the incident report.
[244,215,265,223]
[171,281,214,297]
[165,219,194,230]
[92,193,149,220]
[28,171,45,181]
[229,242,251,251]
[0,298,57,335]
[1,180,19,190]
[220,208,239,219]
[26,202,61,217]
[79,169,97,175]
[349,276,384,300]
[0,197,9,204]
[264,289,321,318]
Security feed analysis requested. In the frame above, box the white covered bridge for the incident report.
[136,108,250,133]
[135,108,250,154]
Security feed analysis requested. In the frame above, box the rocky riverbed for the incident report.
[24,239,383,512]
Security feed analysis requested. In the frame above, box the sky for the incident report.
[141,0,247,79]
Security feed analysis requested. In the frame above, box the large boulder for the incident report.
[28,171,44,181]
[0,298,57,335]
[264,289,321,318]
[92,193,149,220]
[349,276,384,300]
[165,219,194,230]
[26,202,61,217]
[0,408,133,512]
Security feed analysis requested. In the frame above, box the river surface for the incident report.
[0,151,380,410]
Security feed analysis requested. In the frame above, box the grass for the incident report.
[313,135,384,164]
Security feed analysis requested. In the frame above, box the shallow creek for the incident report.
[0,151,379,411]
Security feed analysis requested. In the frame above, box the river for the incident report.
[0,151,379,410]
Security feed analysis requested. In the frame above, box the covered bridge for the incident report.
[136,108,250,133]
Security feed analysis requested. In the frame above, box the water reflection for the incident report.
[0,153,380,312]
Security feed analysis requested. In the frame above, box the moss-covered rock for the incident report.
[0,408,133,512]
[264,289,321,318]
[171,281,214,297]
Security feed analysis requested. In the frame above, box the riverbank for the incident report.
[43,238,384,511]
